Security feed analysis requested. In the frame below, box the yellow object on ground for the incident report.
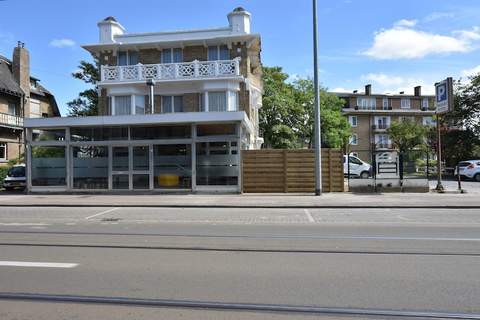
[158,174,180,187]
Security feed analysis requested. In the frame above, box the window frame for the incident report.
[161,48,183,64]
[382,98,389,110]
[0,143,6,161]
[349,134,358,145]
[349,116,358,127]
[401,98,411,109]
[422,98,429,109]
[207,45,230,61]
[117,50,139,66]
[161,95,184,113]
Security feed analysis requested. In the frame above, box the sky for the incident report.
[1,0,480,115]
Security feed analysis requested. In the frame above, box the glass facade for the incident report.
[196,142,238,186]
[154,144,191,189]
[73,146,108,189]
[31,146,66,186]
[27,123,241,192]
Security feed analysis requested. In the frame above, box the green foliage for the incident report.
[31,146,65,158]
[259,66,350,149]
[67,60,100,117]
[387,120,428,153]
[0,167,8,183]
[438,74,480,166]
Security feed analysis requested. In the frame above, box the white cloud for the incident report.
[461,65,480,77]
[331,87,354,93]
[363,21,480,60]
[394,19,417,28]
[49,38,76,48]
[424,12,455,22]
[360,73,435,95]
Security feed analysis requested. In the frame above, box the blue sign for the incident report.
[435,78,453,114]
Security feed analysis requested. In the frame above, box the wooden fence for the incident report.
[242,149,344,193]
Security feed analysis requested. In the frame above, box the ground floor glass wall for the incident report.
[27,123,242,192]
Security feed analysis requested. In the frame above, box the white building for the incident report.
[25,7,263,193]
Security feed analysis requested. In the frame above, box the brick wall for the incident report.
[139,49,160,64]
[183,93,199,112]
[183,46,207,62]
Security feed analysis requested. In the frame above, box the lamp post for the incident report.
[313,0,322,195]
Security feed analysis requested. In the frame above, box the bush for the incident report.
[0,166,9,183]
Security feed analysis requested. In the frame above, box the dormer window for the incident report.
[208,45,230,61]
[30,79,37,89]
[161,48,183,63]
[118,50,138,66]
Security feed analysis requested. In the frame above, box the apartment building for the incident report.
[24,7,263,193]
[336,85,436,161]
[0,43,59,166]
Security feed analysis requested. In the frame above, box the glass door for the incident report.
[132,145,150,190]
[111,146,129,190]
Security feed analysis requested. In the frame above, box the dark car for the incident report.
[3,164,26,191]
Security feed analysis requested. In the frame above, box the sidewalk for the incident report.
[0,192,478,208]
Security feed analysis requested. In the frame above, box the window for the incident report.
[382,98,389,110]
[161,96,183,113]
[356,97,376,110]
[135,96,145,114]
[349,134,358,145]
[208,45,230,61]
[73,146,108,189]
[375,116,390,129]
[401,98,411,109]
[422,98,429,109]
[208,92,227,112]
[117,51,138,66]
[161,48,183,63]
[0,143,6,161]
[113,96,131,115]
[31,146,66,186]
[30,100,41,118]
[8,102,16,116]
[32,129,65,142]
[349,116,357,127]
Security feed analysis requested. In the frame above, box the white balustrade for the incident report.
[0,113,23,127]
[100,58,241,83]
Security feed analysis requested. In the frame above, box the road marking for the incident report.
[85,208,119,220]
[0,223,50,226]
[303,209,315,223]
[0,261,78,268]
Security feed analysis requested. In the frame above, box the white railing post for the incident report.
[137,63,143,81]
[100,65,104,82]
[156,64,161,80]
[234,57,241,76]
[214,61,220,76]
[174,63,179,79]
[118,66,123,81]
[193,60,199,78]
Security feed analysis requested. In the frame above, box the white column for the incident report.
[191,124,197,193]
[204,92,209,112]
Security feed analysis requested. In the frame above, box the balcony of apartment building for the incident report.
[371,123,389,132]
[0,111,23,129]
[100,58,242,84]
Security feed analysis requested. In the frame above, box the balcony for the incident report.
[376,143,392,150]
[0,113,23,128]
[100,58,241,83]
[372,124,389,131]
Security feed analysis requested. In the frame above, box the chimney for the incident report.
[12,41,30,98]
[399,91,405,95]
[414,86,422,97]
[365,84,372,96]
[228,7,251,34]
[98,16,125,44]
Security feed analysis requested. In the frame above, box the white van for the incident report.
[344,155,371,179]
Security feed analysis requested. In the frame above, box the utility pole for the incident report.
[313,0,322,195]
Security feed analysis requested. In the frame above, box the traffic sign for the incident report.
[435,77,453,114]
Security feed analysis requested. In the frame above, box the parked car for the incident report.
[3,164,26,191]
[344,155,371,179]
[454,160,480,179]
[462,160,480,182]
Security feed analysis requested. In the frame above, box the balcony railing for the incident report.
[372,124,389,130]
[376,143,392,149]
[101,58,241,83]
[0,113,23,128]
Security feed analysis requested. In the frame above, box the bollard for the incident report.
[457,165,462,192]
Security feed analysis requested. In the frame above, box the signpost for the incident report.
[434,77,453,191]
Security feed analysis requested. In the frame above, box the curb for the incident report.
[0,204,479,209]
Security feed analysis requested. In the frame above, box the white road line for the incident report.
[85,208,119,220]
[0,261,78,268]
[0,223,50,226]
[303,209,315,223]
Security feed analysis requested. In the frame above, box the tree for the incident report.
[387,120,428,153]
[292,78,350,148]
[259,66,351,149]
[439,74,480,166]
[259,67,300,148]
[66,60,99,117]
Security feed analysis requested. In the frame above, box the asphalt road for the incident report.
[0,206,479,319]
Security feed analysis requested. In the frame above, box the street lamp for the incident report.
[313,0,322,195]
